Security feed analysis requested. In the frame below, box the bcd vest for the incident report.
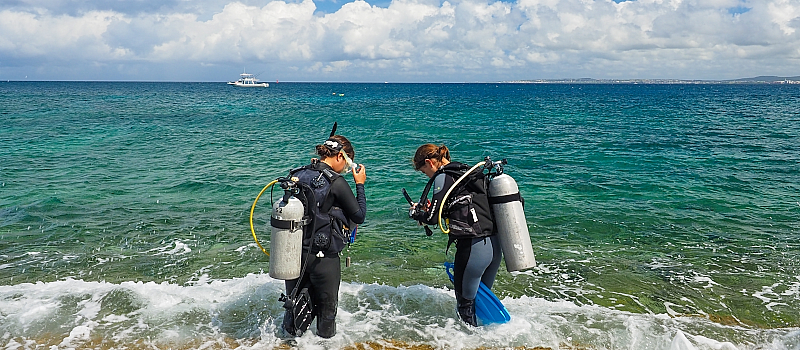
[435,162,495,240]
[289,163,351,256]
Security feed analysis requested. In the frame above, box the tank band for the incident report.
[271,217,305,231]
[489,192,521,205]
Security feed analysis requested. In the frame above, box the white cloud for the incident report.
[1,9,121,57]
[1,0,798,81]
[768,0,800,35]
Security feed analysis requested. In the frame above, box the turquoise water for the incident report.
[1,81,799,349]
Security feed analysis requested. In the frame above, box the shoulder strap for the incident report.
[416,162,471,204]
[320,167,340,182]
[289,163,313,176]
[439,162,469,177]
[289,162,340,180]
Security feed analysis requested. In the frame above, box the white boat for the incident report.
[227,72,268,87]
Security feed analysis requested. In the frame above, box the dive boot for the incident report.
[456,295,478,327]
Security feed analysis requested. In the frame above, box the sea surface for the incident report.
[1,81,799,350]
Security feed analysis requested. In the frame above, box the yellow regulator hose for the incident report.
[249,180,279,256]
[437,161,485,234]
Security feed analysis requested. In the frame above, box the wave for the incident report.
[1,275,796,350]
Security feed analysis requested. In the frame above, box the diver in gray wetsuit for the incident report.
[410,143,502,326]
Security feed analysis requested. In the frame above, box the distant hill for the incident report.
[729,76,800,82]
[506,76,800,84]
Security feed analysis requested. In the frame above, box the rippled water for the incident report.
[1,81,799,349]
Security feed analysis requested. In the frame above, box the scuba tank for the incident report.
[268,180,306,280]
[488,173,536,272]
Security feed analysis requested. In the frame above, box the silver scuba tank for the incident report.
[489,173,536,272]
[269,194,305,280]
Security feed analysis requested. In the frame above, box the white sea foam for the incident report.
[147,240,192,256]
[235,243,259,253]
[693,276,720,289]
[753,283,781,305]
[0,275,797,350]
[687,333,740,350]
[670,330,696,350]
[782,281,800,297]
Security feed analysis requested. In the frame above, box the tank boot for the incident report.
[456,295,478,327]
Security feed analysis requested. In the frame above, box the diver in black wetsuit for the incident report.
[282,134,366,338]
[410,144,501,327]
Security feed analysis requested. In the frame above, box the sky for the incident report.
[0,0,798,82]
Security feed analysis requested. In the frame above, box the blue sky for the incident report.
[0,0,798,82]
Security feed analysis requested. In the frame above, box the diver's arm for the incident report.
[420,173,452,225]
[331,177,366,224]
[353,183,366,224]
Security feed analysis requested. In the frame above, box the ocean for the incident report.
[1,81,798,350]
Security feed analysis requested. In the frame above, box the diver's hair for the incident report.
[316,135,354,160]
[413,144,450,170]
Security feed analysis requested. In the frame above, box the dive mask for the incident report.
[341,151,357,174]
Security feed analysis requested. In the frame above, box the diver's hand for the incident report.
[410,202,427,211]
[417,199,430,211]
[408,203,419,220]
[408,201,429,221]
[352,164,366,184]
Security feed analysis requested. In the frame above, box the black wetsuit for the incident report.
[283,161,366,338]
[419,164,501,325]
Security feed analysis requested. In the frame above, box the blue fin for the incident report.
[444,262,510,324]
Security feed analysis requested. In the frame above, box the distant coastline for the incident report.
[504,76,800,84]
[3,75,799,84]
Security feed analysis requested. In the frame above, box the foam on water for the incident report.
[1,274,797,350]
